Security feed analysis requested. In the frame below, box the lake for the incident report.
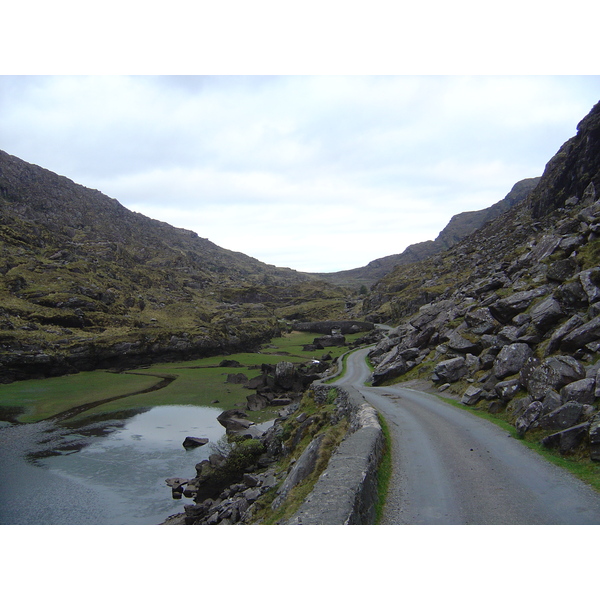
[0,405,229,525]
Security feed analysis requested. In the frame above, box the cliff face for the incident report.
[0,150,347,382]
[315,177,540,289]
[363,99,600,461]
[528,100,600,219]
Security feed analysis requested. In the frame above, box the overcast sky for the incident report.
[1,75,599,272]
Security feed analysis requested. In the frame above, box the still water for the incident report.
[0,405,228,525]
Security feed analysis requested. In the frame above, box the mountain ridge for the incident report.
[312,176,540,289]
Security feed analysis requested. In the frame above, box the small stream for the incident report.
[0,405,228,525]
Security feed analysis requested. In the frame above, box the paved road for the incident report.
[336,347,600,524]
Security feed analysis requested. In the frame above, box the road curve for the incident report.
[336,347,600,524]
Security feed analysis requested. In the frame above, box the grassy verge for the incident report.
[374,413,392,524]
[431,391,600,493]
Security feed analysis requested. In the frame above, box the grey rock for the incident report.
[530,297,565,332]
[580,268,600,304]
[538,401,584,430]
[493,342,533,379]
[446,331,481,354]
[516,401,543,435]
[182,436,209,449]
[271,433,325,510]
[560,315,600,352]
[275,361,297,389]
[541,423,589,455]
[560,378,595,405]
[541,390,563,415]
[589,414,600,461]
[461,385,483,406]
[523,356,586,401]
[546,258,580,283]
[489,288,548,323]
[546,314,585,355]
[464,307,499,334]
[494,379,521,404]
[432,356,468,383]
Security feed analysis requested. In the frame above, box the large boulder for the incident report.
[274,361,296,390]
[530,297,565,332]
[464,307,499,335]
[589,414,600,461]
[432,357,467,384]
[493,342,533,379]
[538,401,584,431]
[489,288,548,323]
[560,315,600,352]
[522,356,586,400]
[515,401,543,436]
[560,378,595,405]
[494,379,521,404]
[217,409,255,435]
[541,423,589,455]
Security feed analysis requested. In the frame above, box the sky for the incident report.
[2,75,599,273]
[2,3,600,274]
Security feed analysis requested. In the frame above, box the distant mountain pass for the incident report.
[312,177,541,289]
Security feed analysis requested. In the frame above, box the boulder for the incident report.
[530,297,565,332]
[560,378,595,405]
[271,433,326,511]
[546,314,585,355]
[464,307,500,334]
[493,342,533,379]
[580,268,600,304]
[538,401,584,430]
[446,331,481,354]
[432,357,468,384]
[541,423,589,455]
[182,436,209,449]
[489,288,548,323]
[560,315,600,352]
[541,390,563,415]
[589,414,600,461]
[274,361,296,390]
[515,401,543,435]
[217,409,255,434]
[246,393,269,411]
[546,258,579,283]
[523,356,586,401]
[461,386,483,406]
[494,379,521,404]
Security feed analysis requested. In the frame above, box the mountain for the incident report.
[363,99,600,460]
[0,150,349,382]
[312,177,540,289]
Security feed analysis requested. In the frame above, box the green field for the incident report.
[0,331,362,424]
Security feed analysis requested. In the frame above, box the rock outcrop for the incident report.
[367,100,600,460]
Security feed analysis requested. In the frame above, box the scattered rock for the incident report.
[182,437,209,449]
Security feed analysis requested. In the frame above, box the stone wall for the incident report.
[286,383,384,524]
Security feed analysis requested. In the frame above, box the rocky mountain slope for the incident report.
[0,150,349,382]
[314,177,540,289]
[365,99,600,461]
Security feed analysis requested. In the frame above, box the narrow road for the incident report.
[336,347,600,524]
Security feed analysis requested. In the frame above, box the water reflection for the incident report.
[0,405,228,525]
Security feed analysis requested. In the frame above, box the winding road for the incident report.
[336,347,600,524]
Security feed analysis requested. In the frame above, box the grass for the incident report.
[0,330,363,424]
[374,414,392,524]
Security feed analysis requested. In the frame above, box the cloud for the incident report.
[1,75,599,272]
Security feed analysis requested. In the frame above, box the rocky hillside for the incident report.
[366,99,600,461]
[0,150,349,382]
[314,177,540,290]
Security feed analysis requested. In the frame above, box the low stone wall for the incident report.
[286,384,384,524]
